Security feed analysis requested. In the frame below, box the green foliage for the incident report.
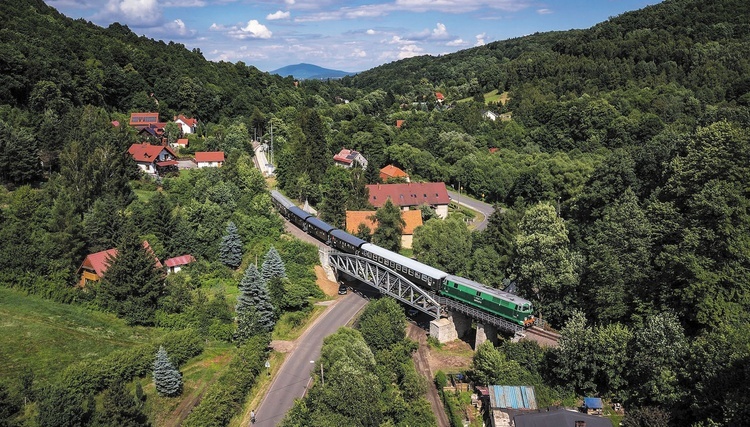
[234,264,275,340]
[260,246,287,283]
[92,380,149,427]
[371,199,404,252]
[469,341,525,386]
[413,216,472,275]
[97,230,165,326]
[36,383,89,427]
[357,298,407,352]
[182,334,270,427]
[153,345,183,397]
[218,220,242,269]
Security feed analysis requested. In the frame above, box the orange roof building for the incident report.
[195,151,225,167]
[366,182,450,218]
[129,112,160,128]
[380,164,409,183]
[78,241,162,287]
[174,114,198,134]
[164,254,195,274]
[128,144,177,174]
[346,210,423,249]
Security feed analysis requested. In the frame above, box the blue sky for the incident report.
[45,0,662,73]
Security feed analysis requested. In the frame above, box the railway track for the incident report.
[520,326,561,347]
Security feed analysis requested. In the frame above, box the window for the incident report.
[476,291,481,297]
[453,283,459,288]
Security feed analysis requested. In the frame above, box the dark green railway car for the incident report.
[440,275,535,326]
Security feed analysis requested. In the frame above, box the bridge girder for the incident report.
[328,252,442,319]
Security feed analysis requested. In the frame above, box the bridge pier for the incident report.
[475,323,498,350]
[429,311,472,344]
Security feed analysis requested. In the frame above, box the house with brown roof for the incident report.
[435,92,445,103]
[195,151,225,168]
[128,143,178,175]
[174,114,198,134]
[333,148,368,169]
[78,241,162,287]
[380,164,410,183]
[367,182,450,219]
[129,112,160,129]
[346,209,423,249]
[171,138,189,150]
[164,254,196,274]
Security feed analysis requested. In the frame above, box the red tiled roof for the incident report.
[175,114,198,127]
[156,160,178,167]
[111,120,120,127]
[164,254,195,268]
[346,210,422,235]
[195,151,225,163]
[435,92,445,100]
[489,147,499,153]
[380,164,408,180]
[79,241,162,278]
[129,112,160,127]
[128,144,177,163]
[333,148,360,164]
[367,182,450,208]
[396,119,405,129]
[175,138,188,146]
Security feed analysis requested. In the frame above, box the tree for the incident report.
[0,383,18,427]
[371,199,404,252]
[320,167,350,229]
[153,346,182,397]
[413,216,472,275]
[93,380,149,427]
[235,264,275,341]
[163,122,181,147]
[36,385,87,427]
[98,230,165,325]
[470,341,524,386]
[218,221,243,269]
[260,246,286,284]
[510,203,580,326]
[358,298,406,352]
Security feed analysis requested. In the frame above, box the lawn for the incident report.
[0,288,162,389]
[457,90,510,105]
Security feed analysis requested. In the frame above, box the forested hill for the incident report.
[0,0,301,123]
[343,0,750,107]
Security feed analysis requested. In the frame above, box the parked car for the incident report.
[338,284,348,295]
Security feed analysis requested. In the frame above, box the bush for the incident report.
[435,370,447,389]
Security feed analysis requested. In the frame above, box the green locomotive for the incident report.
[440,275,535,326]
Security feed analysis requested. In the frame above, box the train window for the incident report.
[453,283,458,288]
[476,291,481,297]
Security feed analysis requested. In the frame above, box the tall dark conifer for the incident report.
[153,346,182,397]
[218,221,243,269]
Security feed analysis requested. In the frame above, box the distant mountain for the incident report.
[271,63,356,80]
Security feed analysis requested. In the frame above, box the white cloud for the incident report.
[475,32,487,46]
[267,10,290,20]
[352,48,367,58]
[398,44,423,59]
[164,18,197,37]
[163,0,206,6]
[537,8,552,15]
[285,0,295,4]
[209,23,226,31]
[99,0,163,27]
[366,29,377,35]
[432,22,448,38]
[446,38,466,47]
[393,0,530,13]
[229,20,272,39]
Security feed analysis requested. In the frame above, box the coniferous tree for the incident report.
[218,221,243,269]
[153,346,182,397]
[98,230,165,325]
[235,264,276,341]
[372,199,404,252]
[260,246,286,284]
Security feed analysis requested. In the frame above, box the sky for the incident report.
[44,0,662,73]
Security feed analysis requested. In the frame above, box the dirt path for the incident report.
[407,323,450,427]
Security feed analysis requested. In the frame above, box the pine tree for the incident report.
[260,246,286,283]
[153,346,182,397]
[98,230,165,326]
[218,221,243,269]
[235,264,275,342]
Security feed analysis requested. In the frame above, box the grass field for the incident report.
[0,288,162,389]
[457,90,510,105]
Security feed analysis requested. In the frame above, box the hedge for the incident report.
[182,334,270,427]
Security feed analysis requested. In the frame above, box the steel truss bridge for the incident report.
[326,251,523,334]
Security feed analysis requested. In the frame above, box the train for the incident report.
[270,190,535,327]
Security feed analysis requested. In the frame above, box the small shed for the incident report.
[583,397,603,415]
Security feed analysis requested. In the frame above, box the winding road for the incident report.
[447,190,496,231]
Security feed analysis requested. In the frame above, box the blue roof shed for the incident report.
[583,397,603,409]
[488,386,537,410]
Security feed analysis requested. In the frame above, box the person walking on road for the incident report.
[250,410,256,424]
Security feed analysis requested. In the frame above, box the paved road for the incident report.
[253,293,368,426]
[447,190,496,231]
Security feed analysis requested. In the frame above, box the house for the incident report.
[164,254,195,274]
[195,151,225,168]
[78,241,161,287]
[345,209,423,249]
[174,114,198,134]
[477,385,537,427]
[395,119,405,129]
[513,408,611,427]
[128,143,178,175]
[171,138,189,149]
[129,112,160,129]
[435,92,445,103]
[333,148,368,169]
[137,124,167,142]
[484,110,499,121]
[582,397,603,416]
[366,182,450,219]
[379,164,410,183]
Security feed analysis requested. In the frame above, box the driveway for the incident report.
[447,190,496,231]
